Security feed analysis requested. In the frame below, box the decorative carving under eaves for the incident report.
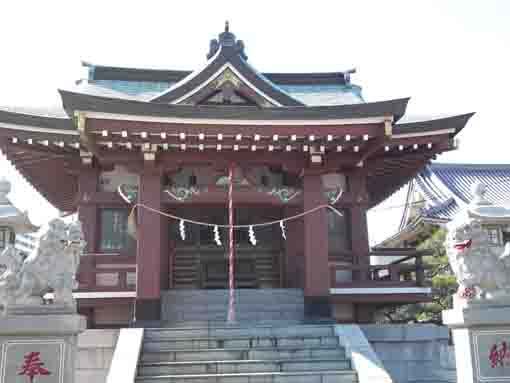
[266,187,301,203]
[117,184,138,204]
[325,188,343,205]
[165,187,201,202]
[215,68,241,89]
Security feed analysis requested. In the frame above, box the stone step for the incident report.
[157,320,306,328]
[162,297,304,306]
[163,303,304,315]
[141,346,346,363]
[162,289,303,298]
[162,312,305,323]
[256,277,279,282]
[143,335,339,352]
[145,325,334,340]
[138,359,351,376]
[135,370,357,383]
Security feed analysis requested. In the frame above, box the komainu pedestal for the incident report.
[443,182,510,382]
[0,314,86,383]
[444,301,510,382]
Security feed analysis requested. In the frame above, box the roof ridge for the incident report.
[0,106,68,119]
[430,162,510,169]
[83,61,355,79]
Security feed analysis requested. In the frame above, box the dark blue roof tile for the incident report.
[416,163,510,221]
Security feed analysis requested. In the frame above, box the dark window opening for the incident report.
[0,227,14,252]
[328,209,351,252]
[99,209,135,253]
[502,231,510,244]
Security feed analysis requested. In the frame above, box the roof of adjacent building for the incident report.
[0,178,38,233]
[416,163,510,221]
[378,163,510,247]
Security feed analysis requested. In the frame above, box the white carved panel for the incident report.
[99,165,139,192]
[126,272,136,287]
[95,273,119,287]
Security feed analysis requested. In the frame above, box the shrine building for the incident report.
[0,24,474,326]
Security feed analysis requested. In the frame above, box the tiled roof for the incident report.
[0,105,67,118]
[86,80,365,106]
[416,163,510,221]
[92,80,171,97]
[377,163,510,247]
[279,84,364,106]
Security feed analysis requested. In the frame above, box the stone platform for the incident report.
[161,289,306,324]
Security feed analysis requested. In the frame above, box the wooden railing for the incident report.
[76,253,136,292]
[330,248,431,289]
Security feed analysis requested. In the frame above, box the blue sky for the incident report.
[0,0,509,241]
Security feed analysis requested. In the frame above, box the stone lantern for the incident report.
[0,177,37,252]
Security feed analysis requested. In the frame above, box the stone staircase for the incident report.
[131,289,358,382]
[135,323,358,383]
[161,289,305,323]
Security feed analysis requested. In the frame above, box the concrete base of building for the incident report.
[304,295,332,320]
[135,298,161,322]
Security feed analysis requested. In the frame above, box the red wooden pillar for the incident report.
[348,169,370,278]
[135,164,163,322]
[303,171,331,318]
[284,206,304,288]
[348,169,373,322]
[78,165,99,254]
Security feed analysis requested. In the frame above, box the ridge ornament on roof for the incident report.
[151,22,303,107]
[207,21,247,60]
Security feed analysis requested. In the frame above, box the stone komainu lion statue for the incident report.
[0,219,85,314]
[446,216,510,300]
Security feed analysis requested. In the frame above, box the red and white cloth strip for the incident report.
[227,163,236,322]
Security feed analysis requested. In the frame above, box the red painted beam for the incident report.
[0,126,78,144]
[86,119,384,138]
